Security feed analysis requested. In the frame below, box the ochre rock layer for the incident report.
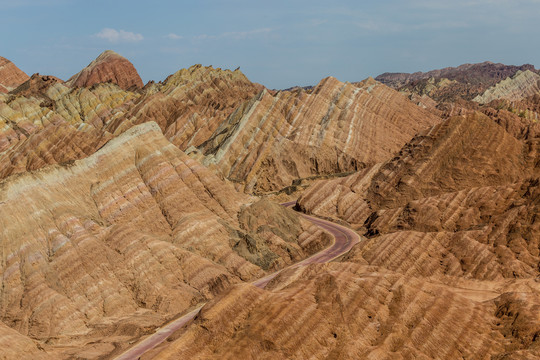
[1,59,440,196]
[10,73,63,98]
[153,111,540,359]
[0,81,140,177]
[2,53,539,359]
[482,95,540,139]
[0,322,51,359]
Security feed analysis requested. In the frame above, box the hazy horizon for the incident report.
[2,0,539,89]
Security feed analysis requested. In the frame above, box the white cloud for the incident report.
[95,28,143,43]
[166,33,183,40]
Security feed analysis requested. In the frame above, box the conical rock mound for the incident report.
[66,50,143,90]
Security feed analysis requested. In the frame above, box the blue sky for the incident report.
[1,0,539,89]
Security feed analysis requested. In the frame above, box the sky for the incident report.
[1,0,539,89]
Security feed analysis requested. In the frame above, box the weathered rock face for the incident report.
[0,322,51,359]
[374,61,540,147]
[0,64,263,183]
[1,67,439,195]
[151,262,540,360]
[0,57,440,199]
[237,199,331,270]
[0,56,30,93]
[298,112,539,281]
[398,76,490,103]
[200,76,440,193]
[0,122,329,358]
[106,64,265,150]
[366,113,528,208]
[0,119,112,179]
[10,73,63,98]
[352,179,540,280]
[481,95,540,140]
[375,62,540,126]
[3,52,539,359]
[474,70,540,104]
[65,50,144,90]
[150,110,540,360]
[0,82,140,177]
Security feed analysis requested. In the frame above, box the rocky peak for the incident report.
[310,76,341,94]
[66,50,143,90]
[11,73,63,98]
[0,56,30,93]
[162,64,254,90]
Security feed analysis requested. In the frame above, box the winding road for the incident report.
[114,201,360,360]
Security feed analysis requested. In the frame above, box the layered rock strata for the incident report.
[10,73,63,98]
[151,263,540,359]
[0,322,51,359]
[0,56,29,93]
[0,82,139,177]
[200,77,440,193]
[474,70,540,104]
[297,113,539,281]
[0,122,329,358]
[150,112,540,359]
[377,62,536,94]
[106,64,265,151]
[482,95,540,140]
[0,63,263,183]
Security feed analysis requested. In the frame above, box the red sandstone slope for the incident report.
[66,50,143,90]
[0,56,29,93]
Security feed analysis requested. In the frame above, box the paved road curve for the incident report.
[114,202,359,360]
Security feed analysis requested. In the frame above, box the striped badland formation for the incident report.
[0,53,538,359]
